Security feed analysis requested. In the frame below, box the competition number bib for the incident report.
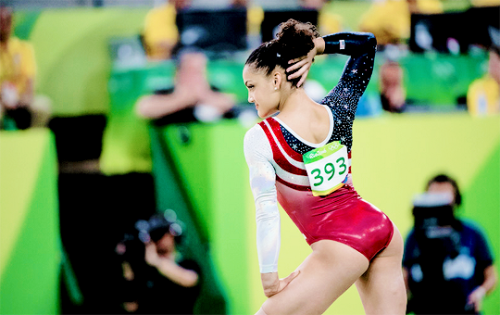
[303,141,348,196]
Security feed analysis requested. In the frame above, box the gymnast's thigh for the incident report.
[261,240,369,315]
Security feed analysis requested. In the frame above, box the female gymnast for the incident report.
[243,19,407,315]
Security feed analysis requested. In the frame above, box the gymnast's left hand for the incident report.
[261,270,300,298]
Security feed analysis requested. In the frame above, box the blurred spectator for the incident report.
[379,58,406,113]
[359,0,442,114]
[403,174,497,315]
[143,0,191,61]
[299,0,343,35]
[143,0,248,60]
[467,27,500,116]
[135,51,235,124]
[0,5,51,130]
[359,0,442,46]
[116,211,201,314]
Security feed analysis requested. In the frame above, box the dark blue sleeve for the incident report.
[470,225,494,270]
[321,32,377,120]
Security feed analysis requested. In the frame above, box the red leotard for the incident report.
[258,117,393,261]
[243,32,394,273]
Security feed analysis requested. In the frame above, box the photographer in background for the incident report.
[116,210,201,314]
[403,174,497,314]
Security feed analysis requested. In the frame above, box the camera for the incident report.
[116,209,185,263]
[412,192,461,259]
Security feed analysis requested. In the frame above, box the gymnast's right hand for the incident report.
[261,270,300,298]
[285,37,325,88]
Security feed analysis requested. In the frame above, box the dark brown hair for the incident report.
[426,174,462,207]
[245,19,319,86]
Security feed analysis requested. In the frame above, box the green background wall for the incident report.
[0,130,60,314]
[156,115,499,315]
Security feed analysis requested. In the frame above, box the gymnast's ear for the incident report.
[272,70,284,90]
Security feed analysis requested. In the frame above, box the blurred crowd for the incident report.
[2,0,500,131]
[1,0,499,314]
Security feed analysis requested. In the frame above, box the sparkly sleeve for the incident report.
[321,32,377,122]
[243,125,281,273]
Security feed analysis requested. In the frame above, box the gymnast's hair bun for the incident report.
[245,19,319,85]
[275,19,319,60]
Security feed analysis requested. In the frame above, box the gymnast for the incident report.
[243,19,406,315]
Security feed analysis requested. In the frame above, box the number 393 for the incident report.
[310,157,347,187]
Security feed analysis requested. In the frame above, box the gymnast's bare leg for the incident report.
[355,224,407,315]
[256,240,369,315]
[254,228,405,315]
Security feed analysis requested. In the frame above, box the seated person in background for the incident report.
[143,0,191,61]
[135,51,235,124]
[467,27,500,116]
[0,6,50,130]
[403,174,497,315]
[359,0,442,114]
[379,59,406,113]
[116,211,201,314]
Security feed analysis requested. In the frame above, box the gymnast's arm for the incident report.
[243,126,280,273]
[322,32,377,109]
[244,126,299,297]
[288,32,377,115]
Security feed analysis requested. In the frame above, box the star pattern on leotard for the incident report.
[279,38,376,155]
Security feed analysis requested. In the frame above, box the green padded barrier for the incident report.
[150,126,228,315]
[153,121,255,314]
[101,61,176,175]
[401,53,488,106]
[207,60,246,103]
[0,129,60,315]
[159,121,252,315]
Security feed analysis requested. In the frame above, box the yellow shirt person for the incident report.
[359,0,442,45]
[143,2,178,60]
[0,36,36,103]
[467,75,500,116]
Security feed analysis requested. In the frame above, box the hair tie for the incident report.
[276,52,281,58]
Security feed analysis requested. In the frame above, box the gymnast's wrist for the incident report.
[261,272,279,289]
[314,37,325,55]
[475,286,487,298]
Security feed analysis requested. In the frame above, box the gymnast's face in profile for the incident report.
[243,64,284,118]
